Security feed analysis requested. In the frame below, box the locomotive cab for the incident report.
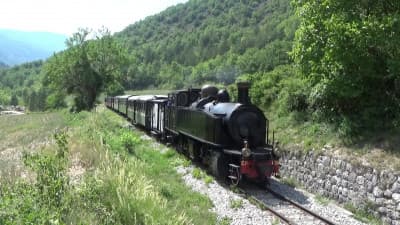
[168,88,201,107]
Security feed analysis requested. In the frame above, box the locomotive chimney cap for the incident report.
[236,81,251,88]
[236,81,251,104]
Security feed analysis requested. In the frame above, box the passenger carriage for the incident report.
[116,95,133,116]
[127,95,167,131]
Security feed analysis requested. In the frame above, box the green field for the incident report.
[0,112,67,149]
[0,108,216,224]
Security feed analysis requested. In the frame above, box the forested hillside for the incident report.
[0,0,297,109]
[116,0,297,89]
[0,61,46,109]
[115,0,399,138]
[1,0,399,141]
[0,29,66,107]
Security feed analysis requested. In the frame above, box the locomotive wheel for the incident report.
[210,151,228,179]
[177,136,186,153]
[258,178,271,188]
[188,140,201,162]
[229,166,241,186]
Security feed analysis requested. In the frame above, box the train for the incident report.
[105,82,280,185]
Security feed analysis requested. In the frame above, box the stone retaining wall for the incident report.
[280,150,400,225]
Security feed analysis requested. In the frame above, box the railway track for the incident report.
[237,183,338,225]
[144,130,357,225]
[146,132,338,225]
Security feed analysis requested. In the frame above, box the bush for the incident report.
[0,131,70,225]
[120,130,141,153]
[277,75,308,113]
[246,65,309,113]
[46,92,66,109]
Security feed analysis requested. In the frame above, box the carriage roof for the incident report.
[128,95,167,102]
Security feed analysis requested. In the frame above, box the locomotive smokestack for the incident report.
[237,82,251,105]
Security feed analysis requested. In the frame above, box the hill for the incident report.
[0,0,297,110]
[1,0,398,148]
[112,0,400,169]
[0,61,7,68]
[0,29,67,65]
[116,0,297,89]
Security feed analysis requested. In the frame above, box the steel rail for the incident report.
[237,187,295,225]
[265,187,338,225]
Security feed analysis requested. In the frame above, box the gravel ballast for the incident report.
[176,164,369,225]
[177,165,277,225]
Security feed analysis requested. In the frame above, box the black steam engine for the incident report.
[105,82,280,185]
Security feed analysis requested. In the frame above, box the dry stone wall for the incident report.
[280,149,400,225]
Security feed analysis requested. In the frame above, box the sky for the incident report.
[0,0,188,35]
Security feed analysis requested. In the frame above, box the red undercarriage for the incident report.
[240,159,280,179]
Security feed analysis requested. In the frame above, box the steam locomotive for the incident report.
[105,82,280,185]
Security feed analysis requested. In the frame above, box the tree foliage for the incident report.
[0,61,43,109]
[10,93,18,106]
[43,28,128,111]
[292,0,400,128]
[0,89,10,105]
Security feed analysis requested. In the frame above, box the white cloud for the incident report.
[0,0,187,35]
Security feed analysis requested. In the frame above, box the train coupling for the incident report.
[241,140,251,158]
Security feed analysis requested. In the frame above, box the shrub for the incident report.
[204,175,214,185]
[0,130,70,224]
[192,168,203,179]
[277,75,308,113]
[120,130,141,153]
[229,198,243,209]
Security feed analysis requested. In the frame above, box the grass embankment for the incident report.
[267,109,400,170]
[0,107,216,224]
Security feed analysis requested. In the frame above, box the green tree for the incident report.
[10,94,18,106]
[292,0,400,128]
[0,89,10,105]
[46,92,66,109]
[28,90,37,111]
[43,28,128,111]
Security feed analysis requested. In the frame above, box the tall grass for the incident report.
[89,151,190,225]
[0,106,216,224]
